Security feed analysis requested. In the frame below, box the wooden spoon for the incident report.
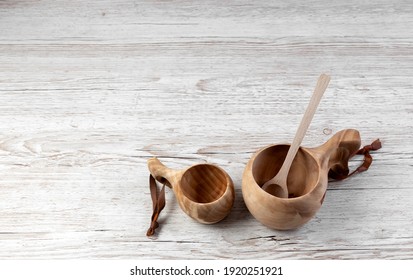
[261,74,331,198]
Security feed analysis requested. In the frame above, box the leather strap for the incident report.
[146,175,166,237]
[330,139,382,180]
[348,139,382,175]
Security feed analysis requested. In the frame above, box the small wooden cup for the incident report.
[242,129,361,230]
[147,158,235,224]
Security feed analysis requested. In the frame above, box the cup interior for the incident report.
[180,164,227,203]
[252,145,319,198]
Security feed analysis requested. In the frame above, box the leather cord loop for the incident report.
[146,175,166,237]
[331,139,382,180]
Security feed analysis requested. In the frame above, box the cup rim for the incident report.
[250,143,323,201]
[180,163,233,205]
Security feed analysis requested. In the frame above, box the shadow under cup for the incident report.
[252,145,320,198]
[180,164,228,203]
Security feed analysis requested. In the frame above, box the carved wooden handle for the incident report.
[147,158,179,188]
[312,129,361,179]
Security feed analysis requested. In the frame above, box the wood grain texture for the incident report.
[0,0,412,259]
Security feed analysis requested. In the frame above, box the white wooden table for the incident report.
[0,0,412,259]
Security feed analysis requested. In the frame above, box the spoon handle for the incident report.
[278,74,331,179]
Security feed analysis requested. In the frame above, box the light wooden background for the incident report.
[0,0,412,259]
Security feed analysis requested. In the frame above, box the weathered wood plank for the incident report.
[0,0,412,259]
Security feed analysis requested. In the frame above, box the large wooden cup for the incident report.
[242,129,361,230]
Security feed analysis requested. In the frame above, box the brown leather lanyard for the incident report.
[146,175,166,237]
[329,139,382,180]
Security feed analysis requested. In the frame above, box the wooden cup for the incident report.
[242,129,361,230]
[147,158,235,224]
